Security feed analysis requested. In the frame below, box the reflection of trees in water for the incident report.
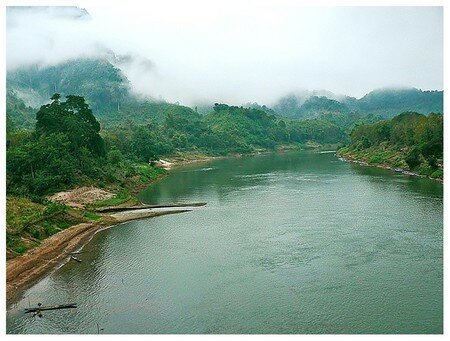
[139,151,342,204]
[350,163,443,199]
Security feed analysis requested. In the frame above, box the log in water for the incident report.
[95,202,207,213]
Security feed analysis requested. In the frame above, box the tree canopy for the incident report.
[36,94,105,157]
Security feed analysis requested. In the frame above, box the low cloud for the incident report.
[6,4,443,106]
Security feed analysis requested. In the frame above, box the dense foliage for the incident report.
[7,97,350,197]
[6,58,444,195]
[36,94,105,156]
[6,95,164,196]
[339,112,443,178]
[105,103,347,161]
[7,59,129,113]
[6,90,35,130]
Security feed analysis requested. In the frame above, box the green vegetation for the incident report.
[6,95,169,197]
[7,59,129,114]
[338,112,443,179]
[6,58,202,127]
[103,103,349,160]
[5,95,168,257]
[6,90,36,130]
[353,88,443,117]
[272,88,443,119]
[6,197,101,258]
[5,58,444,259]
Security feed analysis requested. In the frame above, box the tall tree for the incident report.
[36,94,105,156]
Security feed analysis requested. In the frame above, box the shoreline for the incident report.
[6,145,331,307]
[6,151,234,307]
[159,142,329,170]
[337,152,443,184]
[6,208,195,306]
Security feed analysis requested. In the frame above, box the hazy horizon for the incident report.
[6,3,443,106]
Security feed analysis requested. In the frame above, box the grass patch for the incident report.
[6,196,97,259]
[135,164,166,183]
[431,169,443,179]
[82,211,102,220]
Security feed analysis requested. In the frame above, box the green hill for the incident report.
[338,112,443,179]
[6,58,201,127]
[7,59,130,114]
[272,88,443,120]
[353,88,443,117]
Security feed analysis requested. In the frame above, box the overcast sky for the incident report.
[6,3,443,105]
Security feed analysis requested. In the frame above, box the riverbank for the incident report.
[6,206,198,305]
[161,142,336,169]
[337,149,443,184]
[6,144,331,305]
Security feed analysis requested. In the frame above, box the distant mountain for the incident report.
[7,58,443,130]
[242,102,277,116]
[272,94,302,118]
[6,90,36,130]
[271,90,355,118]
[353,88,443,117]
[272,88,443,119]
[6,58,199,127]
[7,59,130,115]
[296,96,351,119]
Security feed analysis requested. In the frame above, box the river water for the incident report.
[6,150,443,334]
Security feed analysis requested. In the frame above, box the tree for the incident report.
[36,94,105,157]
[405,147,421,169]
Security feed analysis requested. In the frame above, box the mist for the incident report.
[6,3,443,106]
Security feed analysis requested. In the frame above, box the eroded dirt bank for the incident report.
[6,208,194,305]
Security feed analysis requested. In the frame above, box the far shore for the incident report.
[6,206,200,306]
[337,153,443,184]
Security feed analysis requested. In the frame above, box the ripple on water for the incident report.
[6,151,443,334]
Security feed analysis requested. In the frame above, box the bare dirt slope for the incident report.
[48,186,115,209]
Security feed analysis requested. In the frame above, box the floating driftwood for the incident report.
[70,251,85,255]
[25,303,77,314]
[70,255,82,263]
[95,202,207,213]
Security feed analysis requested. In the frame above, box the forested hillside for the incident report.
[271,88,443,119]
[6,57,444,194]
[7,59,130,113]
[5,58,444,258]
[8,58,443,135]
[353,88,443,117]
[6,90,36,130]
[338,112,443,179]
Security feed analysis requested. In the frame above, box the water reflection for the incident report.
[349,163,443,198]
[139,151,347,205]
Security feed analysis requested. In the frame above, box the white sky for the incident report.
[6,2,443,105]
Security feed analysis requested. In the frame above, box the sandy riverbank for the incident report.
[6,208,194,305]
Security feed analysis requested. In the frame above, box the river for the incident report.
[6,150,443,333]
